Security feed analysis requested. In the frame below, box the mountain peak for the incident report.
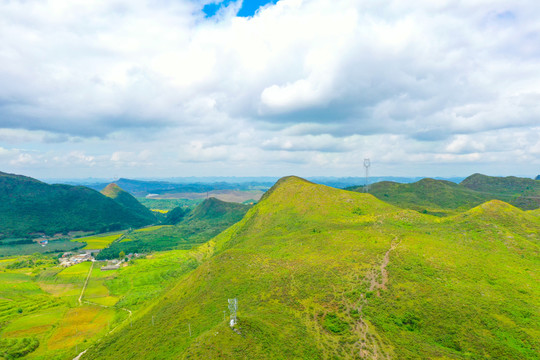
[101,183,124,198]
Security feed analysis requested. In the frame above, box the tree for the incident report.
[119,251,125,259]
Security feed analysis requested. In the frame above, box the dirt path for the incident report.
[73,349,87,360]
[348,238,400,360]
[73,264,132,360]
[78,261,94,305]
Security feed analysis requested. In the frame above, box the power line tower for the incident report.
[228,298,238,327]
[363,158,371,193]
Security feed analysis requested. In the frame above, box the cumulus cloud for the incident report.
[0,0,539,177]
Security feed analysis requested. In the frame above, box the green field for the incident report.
[0,238,86,258]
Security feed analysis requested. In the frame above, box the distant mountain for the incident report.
[87,178,272,197]
[534,174,539,180]
[64,176,467,197]
[87,176,540,359]
[0,171,154,238]
[461,173,540,210]
[348,174,540,213]
[347,178,492,215]
[96,198,251,258]
[101,183,156,223]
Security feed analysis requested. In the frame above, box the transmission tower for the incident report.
[228,298,238,327]
[363,158,371,193]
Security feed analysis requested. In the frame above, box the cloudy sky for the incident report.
[1,0,539,179]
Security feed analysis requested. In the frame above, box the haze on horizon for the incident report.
[1,0,539,179]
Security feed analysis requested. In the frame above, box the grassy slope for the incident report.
[86,176,539,359]
[101,183,156,224]
[0,172,153,238]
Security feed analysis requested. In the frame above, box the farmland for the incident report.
[0,238,86,258]
[72,233,124,250]
[0,246,205,359]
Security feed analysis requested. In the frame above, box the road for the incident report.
[78,260,94,305]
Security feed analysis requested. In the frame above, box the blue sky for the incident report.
[0,0,539,179]
[204,0,279,18]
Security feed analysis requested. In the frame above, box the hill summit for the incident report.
[101,183,124,198]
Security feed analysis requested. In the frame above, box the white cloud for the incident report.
[1,0,540,177]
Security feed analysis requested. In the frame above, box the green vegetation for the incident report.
[0,171,154,239]
[101,183,156,224]
[0,238,85,258]
[461,173,540,210]
[85,176,539,360]
[137,198,202,212]
[163,206,189,225]
[348,174,540,214]
[96,198,250,259]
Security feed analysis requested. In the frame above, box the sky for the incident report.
[0,0,539,180]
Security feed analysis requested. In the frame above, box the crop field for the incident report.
[73,232,123,250]
[0,243,209,359]
[0,238,85,258]
[151,209,169,213]
[82,262,120,307]
[47,305,116,350]
[134,225,169,233]
[0,257,124,359]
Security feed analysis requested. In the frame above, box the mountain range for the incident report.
[349,173,540,214]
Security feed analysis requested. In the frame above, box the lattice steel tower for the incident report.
[363,158,371,193]
[228,298,238,327]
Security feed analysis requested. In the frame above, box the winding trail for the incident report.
[348,238,401,360]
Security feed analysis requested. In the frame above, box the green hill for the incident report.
[461,173,540,210]
[350,178,492,215]
[0,171,154,238]
[96,198,251,258]
[163,206,190,225]
[101,183,156,223]
[349,174,540,214]
[86,176,540,359]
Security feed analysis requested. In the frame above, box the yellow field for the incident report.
[151,209,169,213]
[120,237,132,242]
[74,233,123,249]
[47,305,115,350]
[134,225,170,232]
